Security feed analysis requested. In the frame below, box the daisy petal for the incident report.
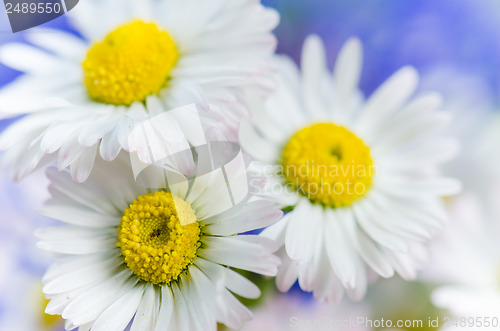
[91,284,144,331]
[332,37,363,111]
[301,35,328,120]
[356,66,419,134]
[131,285,159,331]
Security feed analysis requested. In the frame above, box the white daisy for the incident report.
[36,154,282,331]
[239,35,461,303]
[0,0,279,182]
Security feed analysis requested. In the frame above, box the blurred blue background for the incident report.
[263,0,500,101]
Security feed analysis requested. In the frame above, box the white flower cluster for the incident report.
[0,1,461,330]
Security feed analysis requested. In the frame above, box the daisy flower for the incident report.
[239,35,461,303]
[0,0,279,182]
[36,154,282,331]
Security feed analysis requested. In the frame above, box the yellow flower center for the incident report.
[281,122,374,208]
[82,20,179,106]
[117,191,201,285]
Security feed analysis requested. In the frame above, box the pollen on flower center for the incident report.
[82,20,179,106]
[281,122,374,208]
[117,191,201,285]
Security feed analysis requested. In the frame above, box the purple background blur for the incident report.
[264,0,500,100]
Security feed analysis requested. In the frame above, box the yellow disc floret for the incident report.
[82,20,178,106]
[117,191,201,285]
[281,122,375,208]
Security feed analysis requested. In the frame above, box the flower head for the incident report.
[0,0,279,182]
[37,154,282,330]
[239,35,461,303]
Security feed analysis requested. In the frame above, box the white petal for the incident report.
[345,258,367,301]
[152,286,174,331]
[40,122,83,154]
[62,269,133,326]
[36,225,117,255]
[196,258,260,299]
[183,266,218,330]
[309,240,344,304]
[239,119,279,162]
[26,28,87,60]
[355,66,419,134]
[218,289,253,329]
[38,202,119,228]
[43,251,118,283]
[65,318,77,330]
[383,248,418,280]
[352,200,409,252]
[0,43,61,73]
[275,249,299,292]
[100,128,124,161]
[199,236,280,276]
[45,282,95,315]
[69,144,98,183]
[170,283,190,331]
[343,214,394,278]
[35,225,115,241]
[204,199,283,235]
[131,285,159,331]
[191,169,233,219]
[0,111,55,149]
[285,200,323,263]
[266,56,306,130]
[77,323,93,331]
[167,103,207,147]
[245,90,289,145]
[367,192,435,240]
[92,284,144,331]
[260,212,291,247]
[323,208,359,288]
[223,268,261,299]
[193,257,226,296]
[301,35,328,120]
[46,167,116,215]
[332,37,363,111]
[44,255,122,294]
[371,92,444,150]
[37,237,117,255]
[373,112,453,156]
[378,176,462,198]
